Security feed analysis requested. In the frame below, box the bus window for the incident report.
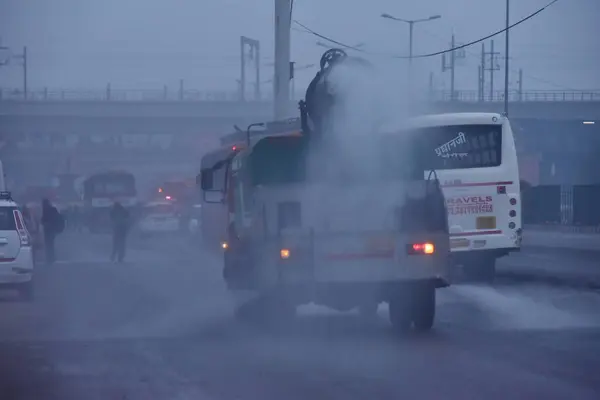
[413,124,503,170]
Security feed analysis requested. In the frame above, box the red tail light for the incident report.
[407,242,435,255]
[13,210,30,247]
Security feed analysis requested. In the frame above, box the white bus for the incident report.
[406,112,522,281]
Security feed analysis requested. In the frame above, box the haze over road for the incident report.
[1,232,599,400]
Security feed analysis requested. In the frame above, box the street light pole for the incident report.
[381,13,441,65]
[381,13,441,107]
[503,0,510,116]
[408,21,414,66]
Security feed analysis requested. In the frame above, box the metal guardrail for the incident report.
[1,87,599,103]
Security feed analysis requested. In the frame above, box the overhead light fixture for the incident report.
[583,121,595,125]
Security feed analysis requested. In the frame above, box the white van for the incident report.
[406,113,522,280]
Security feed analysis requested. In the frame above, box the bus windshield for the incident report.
[411,124,503,170]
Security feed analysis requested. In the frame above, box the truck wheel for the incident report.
[18,280,34,302]
[412,284,436,332]
[388,296,411,333]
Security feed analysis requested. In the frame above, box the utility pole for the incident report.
[0,41,9,67]
[273,0,292,120]
[240,37,245,101]
[517,68,523,101]
[441,34,464,100]
[450,34,455,100]
[480,42,486,101]
[240,36,260,101]
[484,40,500,101]
[8,46,28,99]
[478,66,483,102]
[290,61,295,100]
[428,72,434,101]
[503,0,510,115]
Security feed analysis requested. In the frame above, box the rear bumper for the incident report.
[449,230,522,257]
[0,248,34,285]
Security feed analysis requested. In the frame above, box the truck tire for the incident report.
[412,284,436,332]
[388,296,411,333]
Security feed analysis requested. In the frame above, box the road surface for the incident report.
[1,232,599,400]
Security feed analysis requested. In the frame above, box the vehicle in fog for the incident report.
[82,171,139,233]
[199,146,234,249]
[186,203,202,237]
[198,49,451,333]
[199,120,302,250]
[0,191,34,300]
[200,128,450,332]
[404,113,522,281]
[156,180,196,205]
[138,200,180,236]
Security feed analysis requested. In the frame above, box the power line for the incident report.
[292,0,573,91]
[293,0,560,59]
[416,25,579,91]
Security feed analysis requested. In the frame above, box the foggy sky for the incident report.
[0,0,598,96]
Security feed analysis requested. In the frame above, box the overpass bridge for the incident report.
[1,87,598,186]
[1,87,598,147]
[1,88,599,123]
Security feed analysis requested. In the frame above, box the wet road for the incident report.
[1,233,599,400]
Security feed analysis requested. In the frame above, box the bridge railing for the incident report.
[433,90,600,102]
[1,87,599,102]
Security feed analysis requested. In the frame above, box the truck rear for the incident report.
[218,134,450,333]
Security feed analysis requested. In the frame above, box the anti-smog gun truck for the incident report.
[199,49,451,333]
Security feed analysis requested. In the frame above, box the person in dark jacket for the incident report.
[41,198,61,264]
[110,202,130,262]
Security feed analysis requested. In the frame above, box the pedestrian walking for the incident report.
[41,199,64,264]
[110,202,130,262]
